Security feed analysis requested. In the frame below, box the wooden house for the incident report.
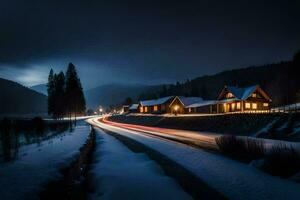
[169,96,204,114]
[128,104,139,113]
[215,85,272,113]
[185,100,217,114]
[138,96,176,114]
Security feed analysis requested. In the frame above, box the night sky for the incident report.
[0,0,299,89]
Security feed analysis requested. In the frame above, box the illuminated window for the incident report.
[252,103,257,109]
[189,108,192,113]
[144,106,148,112]
[252,93,257,98]
[263,103,269,107]
[245,103,251,109]
[173,105,179,111]
[231,103,235,110]
[236,102,241,109]
[154,105,158,111]
[226,92,234,98]
[139,106,143,113]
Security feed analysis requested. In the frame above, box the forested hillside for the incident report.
[139,52,300,106]
[0,78,47,115]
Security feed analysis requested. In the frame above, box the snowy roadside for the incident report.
[88,128,193,200]
[102,117,300,153]
[89,118,300,200]
[0,123,90,200]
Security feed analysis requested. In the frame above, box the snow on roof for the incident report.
[140,96,175,106]
[186,100,217,108]
[177,96,204,106]
[129,104,139,110]
[227,85,258,100]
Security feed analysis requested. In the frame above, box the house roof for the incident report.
[186,100,217,108]
[139,96,175,106]
[226,85,258,100]
[218,85,271,101]
[129,104,139,110]
[177,96,204,106]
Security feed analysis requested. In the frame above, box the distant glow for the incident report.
[154,105,158,111]
[263,103,269,107]
[237,102,241,109]
[252,103,257,109]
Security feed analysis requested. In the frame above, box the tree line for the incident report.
[47,63,86,122]
[138,50,300,106]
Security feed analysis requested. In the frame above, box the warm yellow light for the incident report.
[144,106,148,112]
[139,106,143,113]
[263,103,269,107]
[154,105,158,111]
[237,102,241,109]
[245,103,251,109]
[231,103,235,110]
[252,103,257,109]
[174,105,179,111]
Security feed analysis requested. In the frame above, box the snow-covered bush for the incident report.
[215,135,265,162]
[261,145,300,178]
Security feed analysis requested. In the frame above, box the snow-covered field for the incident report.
[89,128,192,200]
[89,117,300,200]
[0,123,90,200]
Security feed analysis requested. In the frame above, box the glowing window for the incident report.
[154,105,158,111]
[245,103,251,109]
[231,103,235,110]
[252,93,257,98]
[139,106,143,113]
[144,106,148,112]
[226,92,234,98]
[236,102,241,109]
[189,108,192,113]
[173,105,179,111]
[263,103,269,107]
[252,103,257,109]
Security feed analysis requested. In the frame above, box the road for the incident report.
[87,116,300,200]
[90,117,220,150]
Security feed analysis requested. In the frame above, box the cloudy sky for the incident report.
[0,0,299,89]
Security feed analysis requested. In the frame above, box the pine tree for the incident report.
[47,69,55,117]
[53,71,66,119]
[65,63,86,125]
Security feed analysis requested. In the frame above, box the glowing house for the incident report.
[138,96,176,114]
[215,85,272,113]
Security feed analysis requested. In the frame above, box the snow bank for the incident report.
[89,128,192,200]
[92,118,300,200]
[0,123,90,200]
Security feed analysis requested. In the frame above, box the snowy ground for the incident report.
[89,128,192,200]
[0,122,90,200]
[88,117,300,200]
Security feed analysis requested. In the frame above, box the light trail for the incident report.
[88,117,220,150]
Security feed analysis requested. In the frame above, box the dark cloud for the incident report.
[0,0,299,88]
